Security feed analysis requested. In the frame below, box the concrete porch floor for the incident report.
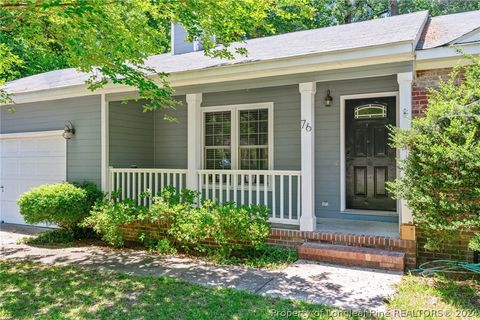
[316,218,399,238]
[273,218,400,238]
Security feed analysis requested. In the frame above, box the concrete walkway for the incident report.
[0,223,402,311]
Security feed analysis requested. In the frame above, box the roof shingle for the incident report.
[1,11,436,94]
[416,10,480,50]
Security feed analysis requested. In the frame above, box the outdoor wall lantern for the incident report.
[62,121,75,140]
[324,89,333,107]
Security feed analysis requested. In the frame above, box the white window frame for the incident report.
[201,102,274,171]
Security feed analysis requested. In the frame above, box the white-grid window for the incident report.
[239,109,269,170]
[202,103,273,170]
[204,111,232,170]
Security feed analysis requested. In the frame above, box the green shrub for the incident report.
[138,232,177,255]
[389,59,480,251]
[82,198,147,247]
[18,183,90,230]
[20,229,75,247]
[85,186,271,257]
[73,182,104,211]
[147,186,271,256]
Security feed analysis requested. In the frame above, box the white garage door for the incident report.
[0,130,66,225]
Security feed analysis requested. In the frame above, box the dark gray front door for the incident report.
[345,96,396,211]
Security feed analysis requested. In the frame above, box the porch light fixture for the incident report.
[62,121,75,140]
[324,89,333,107]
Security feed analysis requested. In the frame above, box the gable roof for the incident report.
[416,10,480,50]
[144,10,428,73]
[5,11,428,95]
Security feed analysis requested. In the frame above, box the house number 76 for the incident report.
[301,120,312,132]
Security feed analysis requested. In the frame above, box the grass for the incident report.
[0,260,353,320]
[388,274,480,319]
[2,260,479,320]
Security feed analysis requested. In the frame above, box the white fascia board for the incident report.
[6,42,414,105]
[415,43,480,70]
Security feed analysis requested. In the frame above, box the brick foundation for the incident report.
[119,222,417,269]
[416,228,477,265]
[120,221,168,242]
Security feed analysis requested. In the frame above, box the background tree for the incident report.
[388,59,480,252]
[0,0,314,109]
[1,0,479,110]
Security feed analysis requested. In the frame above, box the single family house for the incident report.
[2,10,480,269]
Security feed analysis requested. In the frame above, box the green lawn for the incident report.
[389,274,480,320]
[0,260,352,320]
[2,259,479,320]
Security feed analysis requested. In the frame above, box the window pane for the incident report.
[239,147,268,170]
[354,104,387,119]
[239,109,268,146]
[204,111,231,146]
[205,148,231,169]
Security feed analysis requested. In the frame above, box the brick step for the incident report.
[298,242,405,271]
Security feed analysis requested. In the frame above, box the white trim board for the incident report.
[200,102,274,171]
[339,91,399,213]
[0,130,64,140]
[100,94,109,192]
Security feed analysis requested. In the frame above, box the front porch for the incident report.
[107,166,399,238]
[101,70,415,240]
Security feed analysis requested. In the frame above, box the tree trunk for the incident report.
[389,0,399,16]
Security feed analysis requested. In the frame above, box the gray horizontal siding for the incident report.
[109,101,154,168]
[0,95,102,186]
[154,97,188,169]
[203,85,301,171]
[315,75,399,222]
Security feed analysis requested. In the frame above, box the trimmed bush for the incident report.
[73,182,104,212]
[18,183,89,229]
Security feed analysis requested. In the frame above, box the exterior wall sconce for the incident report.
[324,89,333,107]
[62,121,75,140]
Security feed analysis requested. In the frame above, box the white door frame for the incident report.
[339,91,399,214]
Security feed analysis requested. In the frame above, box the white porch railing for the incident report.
[109,167,188,205]
[108,167,301,225]
[197,170,301,225]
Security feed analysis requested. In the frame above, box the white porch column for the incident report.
[100,94,110,192]
[397,72,414,227]
[299,82,317,231]
[186,93,203,192]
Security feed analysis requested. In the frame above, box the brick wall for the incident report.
[120,222,417,269]
[416,228,477,265]
[120,221,168,242]
[412,68,453,116]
